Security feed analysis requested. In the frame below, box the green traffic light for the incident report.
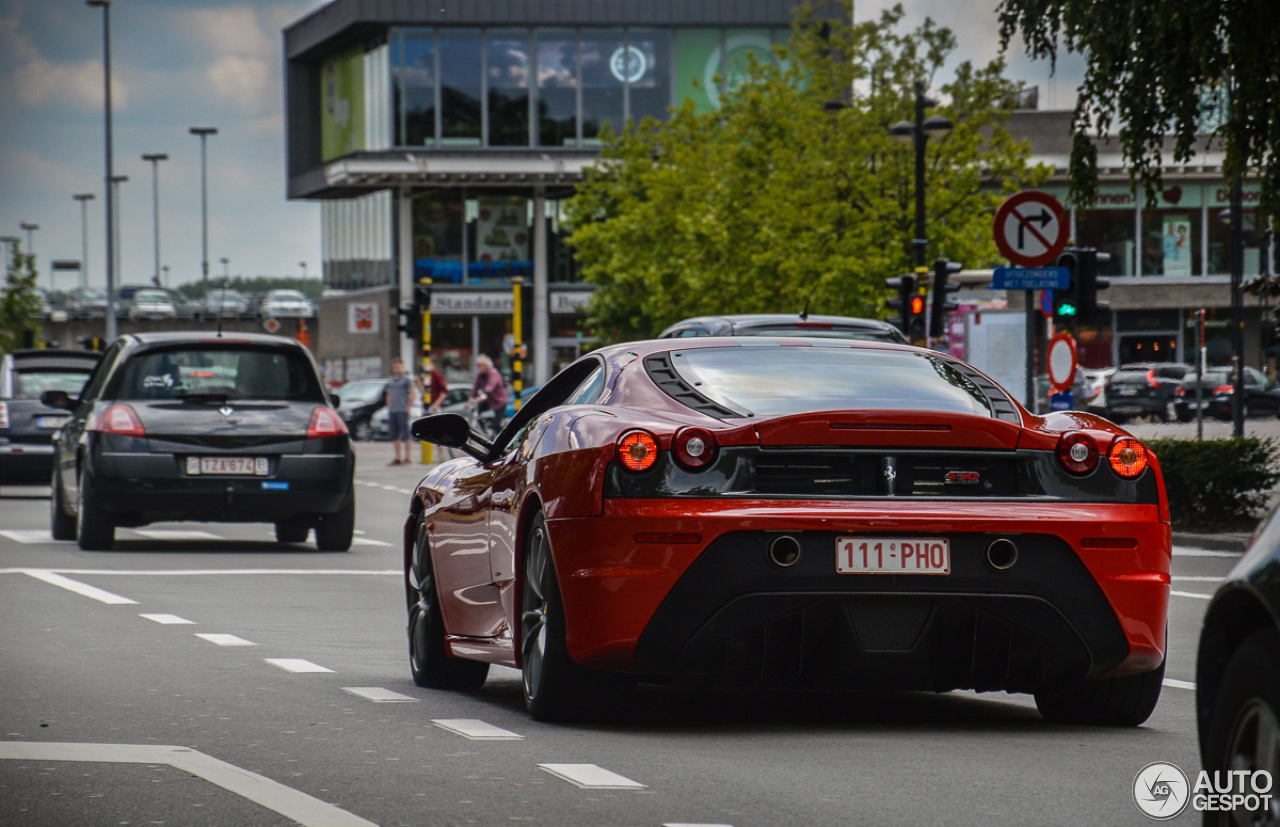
[1057,302,1078,316]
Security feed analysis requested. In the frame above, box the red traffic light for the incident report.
[910,296,925,315]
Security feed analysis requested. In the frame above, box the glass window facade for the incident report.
[579,29,625,143]
[627,29,672,124]
[395,29,435,147]
[487,30,531,146]
[440,29,483,146]
[536,30,578,146]
[1075,209,1135,278]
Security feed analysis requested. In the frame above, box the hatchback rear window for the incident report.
[1111,371,1152,383]
[116,346,323,401]
[14,370,94,398]
[659,346,993,418]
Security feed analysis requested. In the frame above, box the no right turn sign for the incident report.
[993,191,1069,268]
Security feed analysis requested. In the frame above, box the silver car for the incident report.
[127,289,177,320]
[260,289,315,319]
[203,289,250,318]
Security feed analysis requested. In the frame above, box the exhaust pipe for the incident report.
[768,535,802,568]
[986,538,1018,571]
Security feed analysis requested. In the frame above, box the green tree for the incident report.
[566,2,1047,343]
[997,0,1280,217]
[0,242,43,354]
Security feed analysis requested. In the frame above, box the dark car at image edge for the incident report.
[44,332,356,551]
[0,349,101,485]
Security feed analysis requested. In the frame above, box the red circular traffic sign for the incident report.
[1047,333,1078,393]
[993,191,1069,267]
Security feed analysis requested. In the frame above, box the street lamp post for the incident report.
[220,257,230,285]
[87,0,115,342]
[189,127,218,298]
[888,81,953,273]
[299,261,307,280]
[74,194,95,289]
[141,153,168,288]
[110,176,127,301]
[19,222,39,262]
[162,265,169,287]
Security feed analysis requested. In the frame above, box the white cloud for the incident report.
[207,55,271,110]
[187,7,273,60]
[1,10,126,109]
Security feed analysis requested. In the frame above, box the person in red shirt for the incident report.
[422,356,448,413]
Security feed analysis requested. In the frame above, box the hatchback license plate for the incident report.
[837,537,950,574]
[191,457,269,476]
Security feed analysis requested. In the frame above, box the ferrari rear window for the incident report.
[116,347,324,401]
[660,346,994,418]
[741,325,902,342]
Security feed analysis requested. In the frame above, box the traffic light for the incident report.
[1054,249,1081,321]
[885,274,916,334]
[1078,250,1111,323]
[929,259,962,339]
[396,305,422,344]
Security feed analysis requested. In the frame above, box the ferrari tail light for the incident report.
[1146,369,1159,389]
[1109,437,1149,479]
[617,430,659,473]
[307,406,348,439]
[90,404,145,437]
[673,427,717,470]
[1213,384,1234,395]
[1056,431,1100,475]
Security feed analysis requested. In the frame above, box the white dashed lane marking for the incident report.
[538,764,647,790]
[431,719,523,740]
[341,687,418,703]
[1173,548,1241,558]
[140,613,195,625]
[1164,678,1196,691]
[1172,576,1225,582]
[22,570,138,605]
[350,537,392,547]
[665,824,736,827]
[0,530,57,544]
[130,529,224,541]
[266,658,335,673]
[195,633,257,647]
[1172,590,1212,601]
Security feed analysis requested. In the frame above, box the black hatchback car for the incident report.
[1,349,101,484]
[1174,367,1280,422]
[1103,362,1191,423]
[43,333,355,551]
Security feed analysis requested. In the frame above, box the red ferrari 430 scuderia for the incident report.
[405,338,1170,723]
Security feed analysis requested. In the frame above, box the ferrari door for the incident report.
[429,461,505,638]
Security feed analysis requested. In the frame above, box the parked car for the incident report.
[1102,362,1191,423]
[0,349,101,485]
[334,378,388,441]
[158,288,201,319]
[127,289,177,320]
[372,384,470,440]
[1197,504,1280,824]
[1174,367,1280,422]
[658,313,908,343]
[408,337,1168,724]
[260,289,315,319]
[67,287,109,318]
[43,332,354,551]
[202,289,251,318]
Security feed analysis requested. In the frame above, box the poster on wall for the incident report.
[1162,216,1193,276]
[321,45,364,162]
[348,302,380,334]
[475,198,529,266]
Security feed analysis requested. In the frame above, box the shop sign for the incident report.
[1210,184,1263,207]
[347,302,380,334]
[550,292,594,314]
[430,292,516,315]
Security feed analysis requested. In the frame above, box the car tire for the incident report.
[353,420,373,442]
[1162,400,1178,422]
[76,474,114,551]
[521,511,635,722]
[1202,627,1280,827]
[1177,410,1193,423]
[1034,658,1164,726]
[315,495,354,551]
[407,517,490,691]
[275,520,310,544]
[50,471,76,541]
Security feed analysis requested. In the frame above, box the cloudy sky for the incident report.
[0,0,1084,292]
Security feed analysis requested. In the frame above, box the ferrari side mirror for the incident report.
[411,413,490,459]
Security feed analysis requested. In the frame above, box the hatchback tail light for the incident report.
[1056,431,1100,475]
[0,401,8,429]
[617,430,659,473]
[673,427,717,470]
[1213,384,1234,395]
[307,406,348,439]
[1174,386,1185,397]
[1146,369,1159,389]
[90,404,145,437]
[1109,437,1149,479]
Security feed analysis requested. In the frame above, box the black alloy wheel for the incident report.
[1034,658,1164,726]
[76,473,114,551]
[408,517,489,690]
[50,469,76,541]
[520,512,634,721]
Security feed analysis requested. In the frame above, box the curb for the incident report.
[1172,532,1251,552]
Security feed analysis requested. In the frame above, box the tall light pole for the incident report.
[190,127,217,298]
[87,0,115,341]
[0,237,18,272]
[110,175,127,301]
[74,193,95,288]
[141,153,168,288]
[299,261,308,280]
[220,256,230,287]
[19,222,39,261]
[162,264,170,287]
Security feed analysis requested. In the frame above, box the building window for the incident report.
[626,29,671,123]
[440,29,482,146]
[396,29,436,147]
[468,195,531,280]
[580,29,626,144]
[487,30,531,147]
[1208,208,1262,276]
[1076,210,1136,277]
[413,190,465,284]
[536,29,578,147]
[1142,208,1201,276]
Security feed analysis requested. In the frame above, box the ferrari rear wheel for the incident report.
[520,512,634,722]
[1034,658,1165,727]
[408,517,489,691]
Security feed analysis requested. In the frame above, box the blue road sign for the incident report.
[992,266,1070,290]
[1050,391,1074,412]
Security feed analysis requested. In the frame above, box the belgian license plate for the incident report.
[836,537,950,574]
[36,416,69,429]
[192,457,269,476]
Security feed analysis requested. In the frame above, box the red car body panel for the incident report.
[405,337,1172,691]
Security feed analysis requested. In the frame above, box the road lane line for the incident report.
[342,687,419,703]
[0,742,377,827]
[1172,590,1213,600]
[1164,678,1196,691]
[266,658,335,673]
[1173,548,1241,558]
[350,538,392,547]
[665,824,736,827]
[129,529,224,541]
[1172,576,1225,582]
[0,530,58,544]
[431,719,523,740]
[196,633,257,647]
[0,569,400,576]
[22,570,138,605]
[140,613,195,625]
[537,764,646,789]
